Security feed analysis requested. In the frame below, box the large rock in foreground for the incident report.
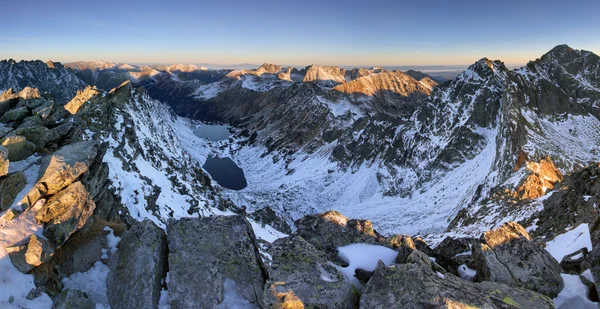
[35,181,96,247]
[360,261,554,309]
[107,219,167,309]
[52,289,95,309]
[472,222,563,297]
[263,236,355,309]
[6,234,54,273]
[167,215,266,308]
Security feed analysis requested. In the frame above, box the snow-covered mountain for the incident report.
[0,60,86,103]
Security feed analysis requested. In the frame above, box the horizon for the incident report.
[2,0,599,67]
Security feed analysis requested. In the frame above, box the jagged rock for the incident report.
[588,216,600,298]
[263,235,355,309]
[0,144,8,177]
[35,181,96,247]
[472,222,563,297]
[295,211,384,256]
[386,234,416,263]
[51,289,95,309]
[37,141,99,196]
[17,116,43,129]
[107,219,167,309]
[360,261,554,309]
[6,235,54,273]
[0,171,26,211]
[64,86,99,114]
[0,106,29,123]
[167,215,266,308]
[1,135,36,161]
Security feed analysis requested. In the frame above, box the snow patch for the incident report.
[337,243,398,284]
[545,224,592,262]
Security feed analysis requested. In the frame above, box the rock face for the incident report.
[0,145,8,176]
[167,216,266,308]
[472,222,563,297]
[51,289,95,309]
[360,261,554,309]
[35,181,96,247]
[107,219,167,309]
[263,236,355,309]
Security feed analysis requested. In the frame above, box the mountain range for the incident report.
[0,44,599,308]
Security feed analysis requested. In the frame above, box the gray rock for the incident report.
[0,106,29,123]
[6,235,54,273]
[263,236,355,309]
[37,141,99,196]
[52,289,95,309]
[33,101,53,120]
[107,219,167,309]
[0,171,26,211]
[472,221,563,297]
[1,135,36,161]
[360,261,554,309]
[35,181,96,247]
[167,215,266,308]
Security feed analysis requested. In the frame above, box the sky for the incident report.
[1,0,600,67]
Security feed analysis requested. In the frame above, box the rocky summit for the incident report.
[0,44,599,309]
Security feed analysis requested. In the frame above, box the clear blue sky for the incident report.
[2,0,599,66]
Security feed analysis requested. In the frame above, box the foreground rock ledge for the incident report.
[107,219,167,309]
[167,215,266,308]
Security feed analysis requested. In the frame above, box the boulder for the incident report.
[36,181,96,247]
[37,141,99,196]
[52,289,95,309]
[386,234,416,263]
[1,135,36,161]
[107,219,167,309]
[472,222,563,297]
[0,144,8,177]
[0,171,26,211]
[167,215,266,308]
[263,236,355,309]
[360,261,554,309]
[33,101,53,120]
[6,235,55,273]
[0,106,29,123]
[295,211,384,256]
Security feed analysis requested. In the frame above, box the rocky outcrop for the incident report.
[472,222,563,297]
[37,141,100,196]
[64,86,99,114]
[295,211,384,256]
[107,219,167,309]
[263,236,355,309]
[167,215,266,308]
[302,65,347,87]
[360,261,554,309]
[35,181,96,247]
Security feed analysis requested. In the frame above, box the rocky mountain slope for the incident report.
[0,44,599,308]
[0,60,86,103]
